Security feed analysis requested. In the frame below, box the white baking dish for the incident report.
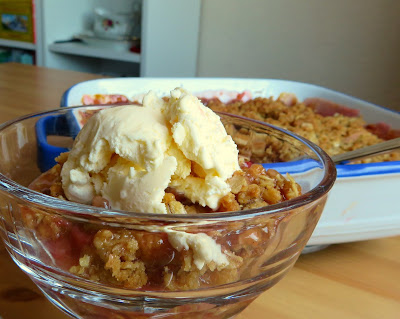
[60,78,400,247]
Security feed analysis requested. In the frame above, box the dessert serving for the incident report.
[206,94,400,163]
[28,88,304,291]
[0,88,336,318]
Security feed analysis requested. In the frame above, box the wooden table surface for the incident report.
[0,63,399,319]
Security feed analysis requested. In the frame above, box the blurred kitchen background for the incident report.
[0,0,399,110]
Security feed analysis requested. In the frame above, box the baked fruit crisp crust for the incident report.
[205,93,400,163]
[24,152,303,291]
[81,92,400,163]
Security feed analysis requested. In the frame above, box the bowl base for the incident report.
[302,244,331,254]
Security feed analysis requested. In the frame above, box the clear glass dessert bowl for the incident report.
[0,106,336,319]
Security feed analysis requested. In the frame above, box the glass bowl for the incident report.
[0,106,336,319]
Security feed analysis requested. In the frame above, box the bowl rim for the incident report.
[0,105,337,222]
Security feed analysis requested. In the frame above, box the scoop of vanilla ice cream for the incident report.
[167,230,229,270]
[61,88,240,213]
[165,89,240,209]
[61,99,180,214]
[166,88,240,181]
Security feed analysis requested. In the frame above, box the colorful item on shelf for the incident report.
[0,48,10,62]
[0,0,34,43]
[0,47,33,64]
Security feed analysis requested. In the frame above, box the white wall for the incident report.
[197,0,400,111]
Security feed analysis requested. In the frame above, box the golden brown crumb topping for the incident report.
[206,94,400,163]
[24,152,303,291]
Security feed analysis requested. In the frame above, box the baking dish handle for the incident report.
[36,115,70,173]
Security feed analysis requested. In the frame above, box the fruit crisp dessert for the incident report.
[24,89,306,292]
[82,91,400,163]
[207,93,400,163]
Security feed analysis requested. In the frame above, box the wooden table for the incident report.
[0,63,399,319]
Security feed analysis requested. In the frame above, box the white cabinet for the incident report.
[1,0,201,77]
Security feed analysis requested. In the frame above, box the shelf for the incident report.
[38,0,199,76]
[0,38,36,50]
[48,42,141,63]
